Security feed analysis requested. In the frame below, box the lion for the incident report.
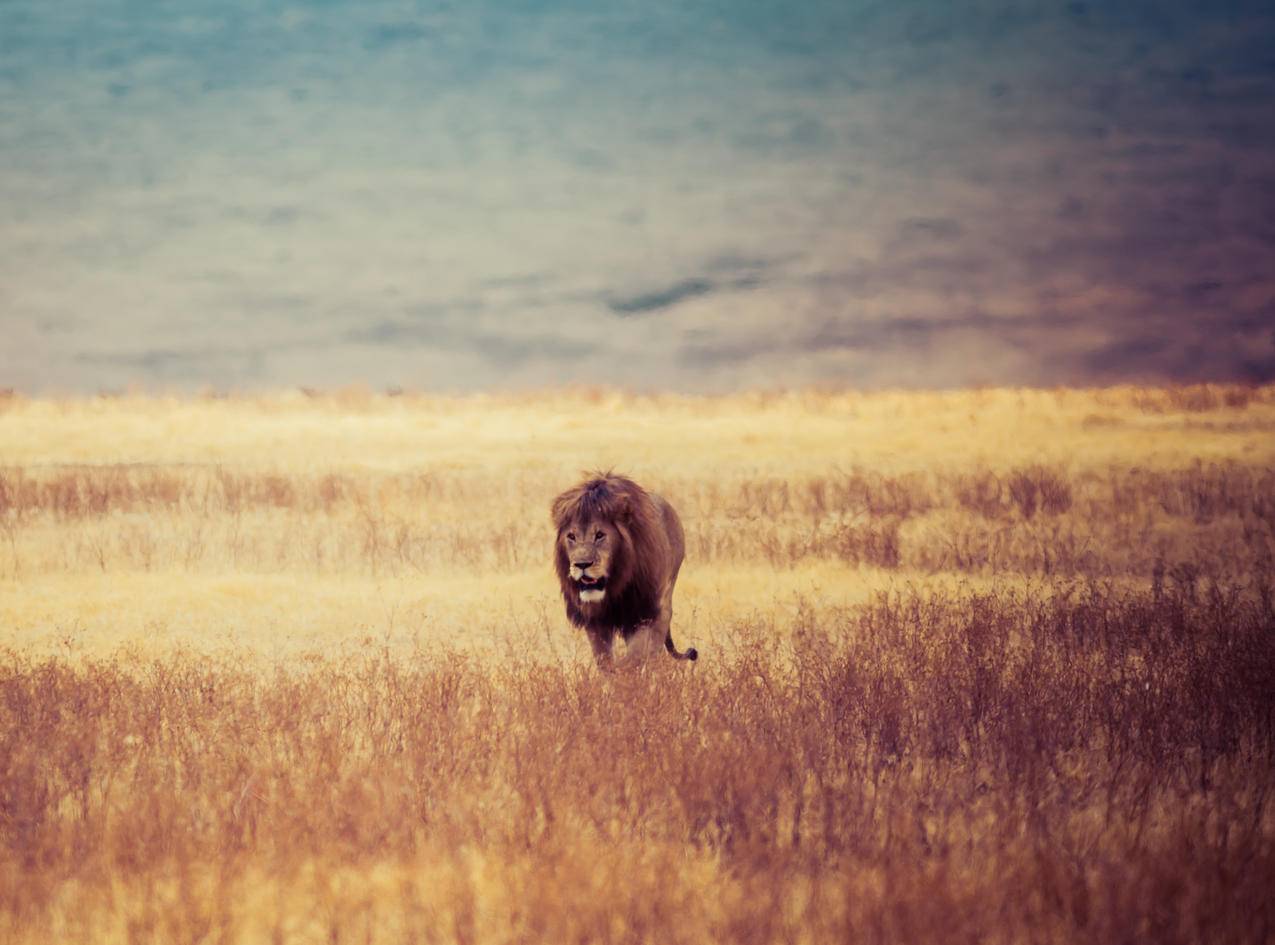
[551,473,697,670]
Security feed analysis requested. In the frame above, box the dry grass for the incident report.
[1,384,1274,943]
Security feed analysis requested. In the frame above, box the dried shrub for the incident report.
[1006,465,1073,519]
[954,470,1005,519]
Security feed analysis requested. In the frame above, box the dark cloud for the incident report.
[365,23,429,51]
[346,317,596,367]
[604,264,774,316]
[807,317,945,351]
[263,206,303,226]
[341,300,484,346]
[677,315,957,368]
[471,334,598,368]
[77,349,199,371]
[1074,328,1275,385]
[74,345,271,381]
[607,279,715,316]
[895,218,965,242]
[704,254,789,275]
[347,322,412,346]
[1081,337,1171,377]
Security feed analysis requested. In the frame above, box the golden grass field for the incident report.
[2,384,1274,943]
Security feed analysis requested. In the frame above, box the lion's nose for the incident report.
[574,560,595,572]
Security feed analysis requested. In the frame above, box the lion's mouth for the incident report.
[574,575,607,602]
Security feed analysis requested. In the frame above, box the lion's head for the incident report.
[559,517,622,606]
[551,473,670,630]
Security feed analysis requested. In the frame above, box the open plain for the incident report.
[2,385,1274,944]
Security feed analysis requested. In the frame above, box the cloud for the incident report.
[894,217,965,242]
[704,254,790,274]
[1080,337,1171,377]
[73,345,273,385]
[607,279,716,316]
[604,258,777,317]
[345,315,597,367]
[479,272,554,290]
[364,23,429,51]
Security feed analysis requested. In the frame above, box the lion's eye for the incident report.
[594,531,605,542]
[566,532,576,542]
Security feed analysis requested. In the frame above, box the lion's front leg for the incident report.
[586,628,615,672]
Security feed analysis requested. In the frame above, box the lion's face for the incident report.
[560,518,622,605]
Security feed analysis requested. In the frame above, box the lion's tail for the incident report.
[665,633,698,661]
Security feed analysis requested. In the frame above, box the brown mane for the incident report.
[551,472,672,638]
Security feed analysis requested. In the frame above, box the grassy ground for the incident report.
[2,384,1273,943]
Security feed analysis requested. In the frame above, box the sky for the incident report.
[2,0,1274,393]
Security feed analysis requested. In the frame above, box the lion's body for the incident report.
[551,474,696,668]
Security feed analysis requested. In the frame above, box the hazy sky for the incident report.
[3,0,1274,392]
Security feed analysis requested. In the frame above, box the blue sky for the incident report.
[2,1,1274,392]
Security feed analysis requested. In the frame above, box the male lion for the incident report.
[552,473,697,670]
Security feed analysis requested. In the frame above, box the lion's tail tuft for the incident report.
[666,634,698,661]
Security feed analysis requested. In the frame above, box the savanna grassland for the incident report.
[2,385,1274,944]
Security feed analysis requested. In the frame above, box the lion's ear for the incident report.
[613,491,633,521]
[550,491,574,528]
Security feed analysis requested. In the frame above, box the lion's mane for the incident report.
[551,473,672,637]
